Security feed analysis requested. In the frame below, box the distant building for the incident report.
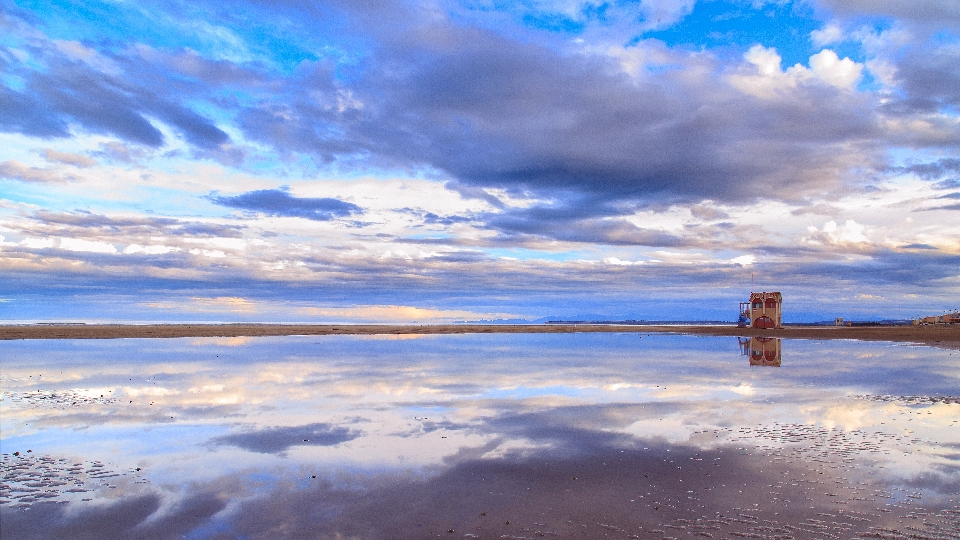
[913,312,960,325]
[738,292,782,329]
[835,317,844,326]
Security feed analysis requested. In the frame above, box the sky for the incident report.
[0,0,958,323]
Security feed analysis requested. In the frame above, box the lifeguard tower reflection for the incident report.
[739,337,782,367]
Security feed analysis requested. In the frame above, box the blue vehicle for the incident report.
[737,301,750,327]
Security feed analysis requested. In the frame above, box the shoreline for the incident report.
[1,323,958,348]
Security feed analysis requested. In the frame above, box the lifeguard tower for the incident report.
[747,337,781,366]
[738,292,782,329]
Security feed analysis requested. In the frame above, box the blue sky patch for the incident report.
[643,0,825,67]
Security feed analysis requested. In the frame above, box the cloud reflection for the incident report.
[209,423,360,454]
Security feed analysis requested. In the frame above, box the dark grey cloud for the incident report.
[21,63,163,147]
[4,0,945,217]
[924,202,960,211]
[421,250,490,263]
[897,157,960,179]
[227,9,882,209]
[768,247,960,286]
[886,45,960,115]
[1,31,232,152]
[209,422,359,453]
[0,85,70,138]
[33,210,177,229]
[817,0,960,29]
[208,188,362,221]
[421,212,472,226]
[400,207,475,227]
[478,200,687,247]
[934,178,960,189]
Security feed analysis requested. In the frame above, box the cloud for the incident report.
[811,22,845,47]
[209,422,359,454]
[19,237,56,249]
[27,210,246,238]
[40,148,97,167]
[689,203,729,221]
[804,220,869,245]
[730,46,864,96]
[895,158,960,180]
[1,0,958,321]
[809,49,863,89]
[296,304,518,322]
[637,0,698,31]
[0,85,71,138]
[208,188,363,221]
[817,0,960,30]
[1,30,232,150]
[123,244,181,255]
[214,13,881,209]
[0,160,73,183]
[360,36,872,205]
[484,210,687,247]
[91,141,151,163]
[887,44,960,114]
[142,297,257,313]
[59,238,118,254]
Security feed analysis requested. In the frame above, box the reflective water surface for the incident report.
[2,333,958,539]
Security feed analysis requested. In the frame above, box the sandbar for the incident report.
[1,323,958,348]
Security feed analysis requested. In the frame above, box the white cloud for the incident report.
[189,248,227,258]
[20,237,55,249]
[729,45,864,98]
[602,257,640,266]
[185,238,247,251]
[809,49,863,89]
[124,244,182,255]
[745,44,782,76]
[811,22,844,47]
[865,58,898,88]
[804,220,870,245]
[638,0,697,31]
[730,255,755,266]
[59,238,118,253]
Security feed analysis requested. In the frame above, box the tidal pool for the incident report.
[1,333,958,539]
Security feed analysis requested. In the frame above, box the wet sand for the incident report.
[3,332,958,538]
[2,323,958,348]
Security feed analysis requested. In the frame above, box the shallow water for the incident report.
[1,333,958,539]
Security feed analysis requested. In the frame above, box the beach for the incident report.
[2,322,958,348]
